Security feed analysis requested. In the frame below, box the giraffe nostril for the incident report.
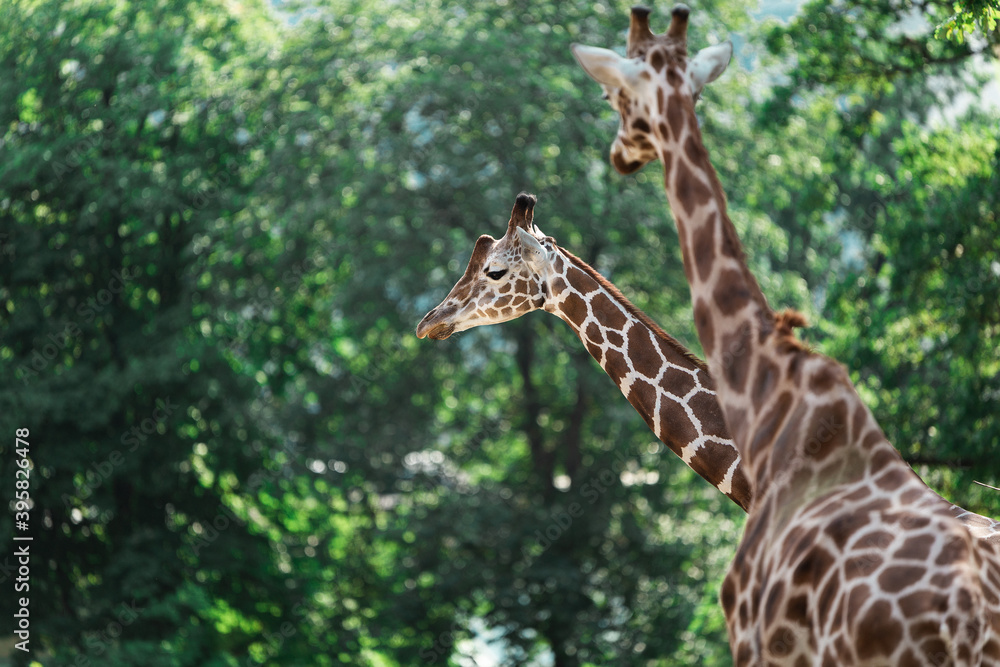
[416,307,439,338]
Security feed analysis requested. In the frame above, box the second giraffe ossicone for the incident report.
[573,4,1000,665]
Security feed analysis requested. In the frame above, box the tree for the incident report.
[754,0,1000,516]
[0,1,354,663]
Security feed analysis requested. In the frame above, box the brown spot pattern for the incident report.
[693,298,714,357]
[628,379,658,423]
[627,326,658,366]
[692,222,715,282]
[658,120,669,141]
[612,151,642,175]
[878,565,926,593]
[803,399,849,461]
[729,408,758,466]
[666,95,685,145]
[766,623,795,658]
[844,554,883,579]
[861,430,884,450]
[674,159,713,216]
[684,134,706,164]
[603,348,629,383]
[585,322,604,345]
[561,292,588,327]
[650,50,665,71]
[713,269,752,316]
[690,440,738,484]
[936,536,968,566]
[817,576,839,617]
[752,357,779,412]
[721,577,736,617]
[825,511,867,550]
[846,583,871,619]
[749,390,792,458]
[720,323,753,394]
[875,468,908,491]
[590,293,627,330]
[793,546,836,587]
[689,391,727,437]
[856,600,903,659]
[659,363,697,397]
[808,365,839,394]
[786,593,809,625]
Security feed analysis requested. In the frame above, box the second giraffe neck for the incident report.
[652,101,899,507]
[655,104,772,339]
[652,99,782,455]
[543,246,751,511]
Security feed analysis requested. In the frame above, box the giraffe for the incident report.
[416,192,752,510]
[572,5,1000,665]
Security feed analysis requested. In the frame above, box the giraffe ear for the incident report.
[515,227,546,272]
[571,44,648,93]
[688,42,733,96]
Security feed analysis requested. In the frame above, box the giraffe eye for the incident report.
[484,268,507,281]
[601,91,610,101]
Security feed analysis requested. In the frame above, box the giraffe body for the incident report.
[573,6,1000,664]
[721,349,999,665]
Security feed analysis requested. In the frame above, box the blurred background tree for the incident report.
[0,0,996,665]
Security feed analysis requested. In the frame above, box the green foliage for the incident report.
[0,0,346,664]
[760,0,995,105]
[937,0,1000,43]
[0,0,996,664]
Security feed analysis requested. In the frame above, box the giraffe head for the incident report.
[571,4,732,174]
[415,193,553,340]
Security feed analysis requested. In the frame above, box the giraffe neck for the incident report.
[542,244,751,511]
[653,98,775,404]
[648,96,803,488]
[650,95,894,507]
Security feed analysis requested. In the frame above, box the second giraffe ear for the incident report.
[515,227,546,272]
[571,44,649,93]
[688,42,733,96]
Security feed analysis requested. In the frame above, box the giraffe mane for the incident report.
[773,308,810,353]
[557,244,710,372]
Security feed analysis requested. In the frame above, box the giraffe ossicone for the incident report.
[574,5,1000,665]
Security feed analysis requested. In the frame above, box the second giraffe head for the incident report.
[571,4,732,174]
[415,193,551,340]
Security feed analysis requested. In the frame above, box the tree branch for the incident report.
[514,323,553,491]
[903,456,975,469]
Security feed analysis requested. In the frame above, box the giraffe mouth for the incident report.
[421,322,456,340]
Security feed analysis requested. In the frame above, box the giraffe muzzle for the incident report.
[421,322,456,340]
[415,309,457,340]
